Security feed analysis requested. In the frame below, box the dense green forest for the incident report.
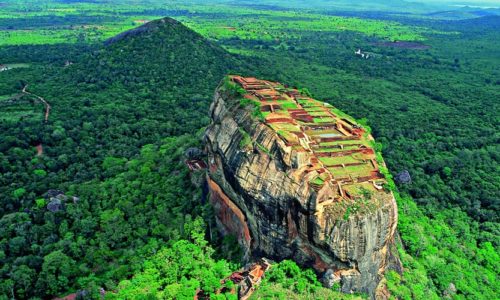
[0,18,250,299]
[0,1,498,299]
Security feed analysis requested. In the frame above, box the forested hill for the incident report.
[77,17,246,93]
[0,17,256,298]
[56,17,251,138]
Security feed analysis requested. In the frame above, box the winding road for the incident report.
[22,84,51,122]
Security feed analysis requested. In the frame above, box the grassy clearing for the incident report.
[0,25,132,46]
[1,63,30,69]
[319,156,360,165]
[279,101,299,109]
[270,123,300,132]
[313,117,336,123]
[328,164,372,178]
[308,111,330,117]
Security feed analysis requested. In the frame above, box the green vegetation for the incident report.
[239,128,252,148]
[0,1,498,299]
[276,129,295,143]
[319,156,359,165]
[239,97,265,120]
[0,135,211,298]
[343,207,352,220]
[279,101,298,109]
[252,260,363,300]
[313,117,336,123]
[310,177,325,186]
[225,77,246,97]
[368,133,499,299]
[109,218,237,299]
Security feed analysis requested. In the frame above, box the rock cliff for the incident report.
[204,76,402,298]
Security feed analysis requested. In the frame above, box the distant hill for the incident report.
[249,0,430,12]
[452,14,500,29]
[74,17,246,93]
[425,7,500,19]
[428,14,500,34]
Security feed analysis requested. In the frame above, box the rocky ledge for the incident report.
[204,76,402,298]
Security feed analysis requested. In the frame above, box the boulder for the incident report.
[395,170,411,184]
[47,198,63,213]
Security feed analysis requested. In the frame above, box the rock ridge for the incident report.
[204,76,402,298]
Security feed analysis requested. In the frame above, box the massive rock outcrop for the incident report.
[204,76,402,298]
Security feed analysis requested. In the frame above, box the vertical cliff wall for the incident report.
[204,76,402,298]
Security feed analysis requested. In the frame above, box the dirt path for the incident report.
[22,84,51,122]
[21,84,51,157]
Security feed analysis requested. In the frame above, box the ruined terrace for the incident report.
[230,76,388,203]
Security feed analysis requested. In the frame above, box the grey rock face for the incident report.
[185,147,203,159]
[204,86,402,298]
[321,269,340,288]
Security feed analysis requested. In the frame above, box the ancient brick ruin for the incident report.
[231,76,387,205]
